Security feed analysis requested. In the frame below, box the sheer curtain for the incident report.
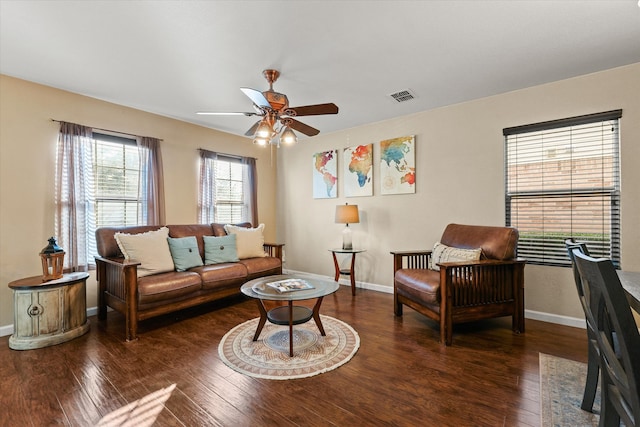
[55,122,95,271]
[198,150,216,224]
[137,136,166,225]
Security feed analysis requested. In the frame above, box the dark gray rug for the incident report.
[539,353,599,427]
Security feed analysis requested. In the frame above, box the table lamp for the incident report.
[335,203,359,250]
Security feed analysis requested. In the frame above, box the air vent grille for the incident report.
[389,89,416,103]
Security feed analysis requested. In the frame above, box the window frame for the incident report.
[504,109,622,268]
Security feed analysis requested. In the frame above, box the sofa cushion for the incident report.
[203,235,239,264]
[224,223,266,259]
[212,222,253,237]
[429,242,482,271]
[167,236,204,271]
[238,257,282,279]
[395,268,441,305]
[137,271,203,304]
[114,227,175,277]
[192,263,248,290]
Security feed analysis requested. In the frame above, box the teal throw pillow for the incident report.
[204,235,239,264]
[167,236,204,271]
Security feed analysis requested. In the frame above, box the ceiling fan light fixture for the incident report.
[280,127,297,145]
[255,120,273,138]
[253,136,269,146]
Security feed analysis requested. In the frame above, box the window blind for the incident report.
[93,133,141,227]
[504,110,621,267]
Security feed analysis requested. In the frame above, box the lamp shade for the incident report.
[335,204,359,224]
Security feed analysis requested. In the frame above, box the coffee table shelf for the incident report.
[241,275,339,357]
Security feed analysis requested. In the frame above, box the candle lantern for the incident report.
[40,237,65,282]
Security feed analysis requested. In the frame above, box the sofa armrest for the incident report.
[390,250,432,274]
[264,243,284,260]
[95,256,140,338]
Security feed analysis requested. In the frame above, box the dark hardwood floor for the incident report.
[0,286,588,426]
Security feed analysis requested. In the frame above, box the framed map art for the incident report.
[379,135,415,195]
[343,144,373,197]
[312,150,338,198]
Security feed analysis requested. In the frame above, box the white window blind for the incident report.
[213,157,245,224]
[93,133,141,228]
[504,110,621,267]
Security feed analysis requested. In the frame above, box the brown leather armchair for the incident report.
[391,223,526,345]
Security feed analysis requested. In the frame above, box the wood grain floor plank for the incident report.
[1,286,588,426]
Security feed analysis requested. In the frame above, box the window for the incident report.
[504,110,621,267]
[198,151,256,224]
[93,133,141,227]
[55,121,164,271]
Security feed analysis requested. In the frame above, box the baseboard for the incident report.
[0,280,585,337]
[0,306,99,338]
[524,309,586,329]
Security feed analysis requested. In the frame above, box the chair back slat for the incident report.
[573,251,640,427]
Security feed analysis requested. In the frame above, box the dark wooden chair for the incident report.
[573,251,640,427]
[391,224,526,345]
[565,239,600,412]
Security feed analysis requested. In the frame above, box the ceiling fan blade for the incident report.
[196,111,257,116]
[287,119,320,136]
[286,103,339,117]
[240,87,271,109]
[244,121,261,136]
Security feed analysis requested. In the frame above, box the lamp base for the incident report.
[342,225,353,250]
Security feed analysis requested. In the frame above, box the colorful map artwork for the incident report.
[379,135,416,195]
[344,144,373,197]
[312,150,338,198]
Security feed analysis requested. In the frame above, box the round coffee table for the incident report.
[241,275,339,357]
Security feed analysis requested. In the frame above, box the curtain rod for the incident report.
[50,119,163,141]
[198,148,256,161]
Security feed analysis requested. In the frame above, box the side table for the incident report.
[8,272,90,350]
[329,248,366,296]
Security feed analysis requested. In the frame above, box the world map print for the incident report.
[343,144,373,197]
[380,135,415,195]
[312,150,337,198]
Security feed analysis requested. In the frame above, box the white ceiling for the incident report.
[1,1,639,140]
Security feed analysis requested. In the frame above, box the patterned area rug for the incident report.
[539,353,599,427]
[218,315,360,380]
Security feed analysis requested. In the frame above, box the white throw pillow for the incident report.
[430,242,482,271]
[114,227,175,277]
[223,223,266,259]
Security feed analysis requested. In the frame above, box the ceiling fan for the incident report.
[197,69,339,146]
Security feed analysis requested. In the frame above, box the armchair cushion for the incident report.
[395,268,440,305]
[429,242,481,271]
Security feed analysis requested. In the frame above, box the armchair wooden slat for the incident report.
[392,224,526,345]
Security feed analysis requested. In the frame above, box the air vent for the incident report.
[389,89,416,103]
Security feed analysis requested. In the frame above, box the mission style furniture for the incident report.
[391,223,525,346]
[95,223,283,341]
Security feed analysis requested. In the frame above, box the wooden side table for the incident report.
[329,248,366,296]
[8,272,90,350]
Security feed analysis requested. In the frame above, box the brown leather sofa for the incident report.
[95,223,283,341]
[391,223,525,345]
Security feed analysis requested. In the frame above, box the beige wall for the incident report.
[0,75,278,328]
[276,63,640,324]
[2,64,638,332]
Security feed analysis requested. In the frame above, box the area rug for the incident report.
[218,315,359,380]
[539,353,600,427]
